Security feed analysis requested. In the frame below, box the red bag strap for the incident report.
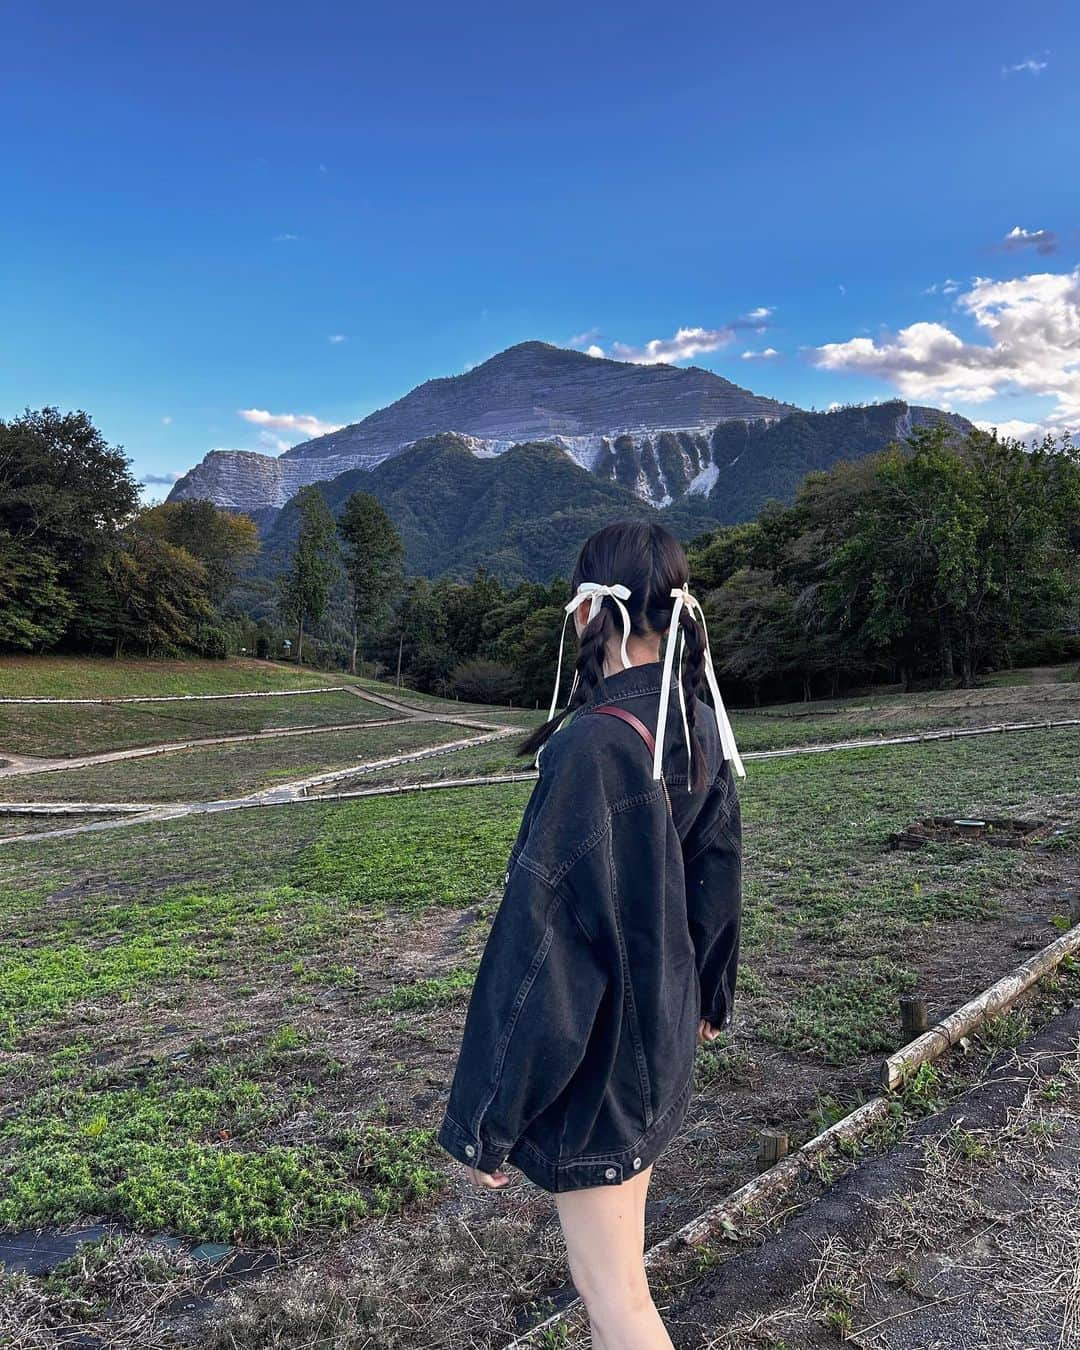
[589,704,656,757]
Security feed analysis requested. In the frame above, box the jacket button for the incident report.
[604,1167,617,1181]
[465,1144,476,1158]
[504,869,510,885]
[633,1157,642,1170]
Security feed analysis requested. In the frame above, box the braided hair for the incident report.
[517,520,711,791]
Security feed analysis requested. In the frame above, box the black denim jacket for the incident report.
[437,658,743,1192]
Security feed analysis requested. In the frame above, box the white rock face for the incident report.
[169,448,393,511]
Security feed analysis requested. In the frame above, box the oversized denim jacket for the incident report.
[437,658,743,1192]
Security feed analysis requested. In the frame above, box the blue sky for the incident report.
[3,0,1077,498]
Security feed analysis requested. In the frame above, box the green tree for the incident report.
[140,499,259,605]
[103,534,215,657]
[0,407,140,649]
[279,486,339,664]
[337,492,403,674]
[0,533,74,651]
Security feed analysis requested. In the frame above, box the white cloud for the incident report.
[924,278,963,295]
[741,347,780,359]
[257,431,294,452]
[811,268,1080,427]
[972,417,1047,443]
[328,334,348,344]
[161,415,173,425]
[573,307,773,365]
[604,326,737,365]
[140,471,182,485]
[238,408,343,441]
[1002,225,1058,256]
[273,232,299,242]
[1002,57,1047,75]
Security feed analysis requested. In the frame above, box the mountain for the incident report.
[693,400,975,525]
[168,341,795,513]
[256,401,973,586]
[259,433,657,586]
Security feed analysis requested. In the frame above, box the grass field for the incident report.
[0,690,398,760]
[0,720,492,804]
[0,656,352,700]
[0,643,1076,1347]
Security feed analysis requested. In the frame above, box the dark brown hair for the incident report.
[517,520,710,791]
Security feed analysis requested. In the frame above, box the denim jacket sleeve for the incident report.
[437,744,610,1174]
[681,757,742,1029]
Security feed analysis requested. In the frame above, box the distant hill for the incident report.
[698,400,974,524]
[258,400,972,585]
[168,341,795,514]
[260,434,656,585]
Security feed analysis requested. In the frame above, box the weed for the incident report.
[373,966,477,1012]
[898,1061,944,1115]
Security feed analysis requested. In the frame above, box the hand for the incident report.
[465,1165,510,1190]
[699,1019,721,1044]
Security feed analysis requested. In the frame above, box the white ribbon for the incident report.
[653,583,746,786]
[545,580,633,725]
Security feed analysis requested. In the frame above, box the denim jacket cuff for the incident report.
[438,1112,509,1175]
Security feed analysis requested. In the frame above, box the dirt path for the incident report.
[0,686,352,705]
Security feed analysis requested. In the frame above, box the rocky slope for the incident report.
[168,342,795,512]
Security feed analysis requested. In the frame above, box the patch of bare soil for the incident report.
[890,815,1054,849]
[664,1004,1080,1350]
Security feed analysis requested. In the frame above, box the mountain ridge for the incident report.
[254,400,973,586]
[168,341,797,512]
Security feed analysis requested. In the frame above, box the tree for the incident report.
[102,533,215,657]
[278,486,339,664]
[449,657,518,704]
[0,407,140,649]
[0,533,74,651]
[337,492,403,674]
[140,499,259,605]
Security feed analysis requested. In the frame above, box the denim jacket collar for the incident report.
[584,658,667,704]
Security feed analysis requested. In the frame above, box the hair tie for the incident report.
[654,583,745,787]
[538,582,634,768]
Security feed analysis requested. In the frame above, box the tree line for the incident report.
[326,423,1079,705]
[2,408,1076,704]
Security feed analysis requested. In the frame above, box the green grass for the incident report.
[0,1063,441,1243]
[373,966,478,1011]
[0,656,350,700]
[0,689,389,759]
[761,958,919,1064]
[729,676,1080,753]
[0,724,1073,1283]
[0,720,486,803]
[309,735,535,793]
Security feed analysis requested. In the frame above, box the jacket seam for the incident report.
[606,825,654,1130]
[684,819,722,867]
[468,922,556,1140]
[442,1111,513,1154]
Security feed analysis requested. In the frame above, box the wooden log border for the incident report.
[881,920,1080,1089]
[505,919,1080,1349]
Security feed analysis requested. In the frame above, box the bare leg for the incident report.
[555,1165,674,1350]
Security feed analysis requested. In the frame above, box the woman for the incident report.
[437,520,744,1348]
